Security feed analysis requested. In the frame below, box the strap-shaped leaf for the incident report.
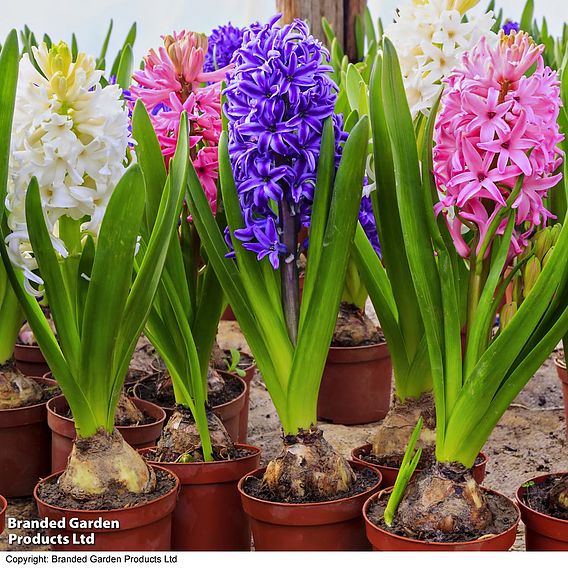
[381,38,446,447]
[110,22,137,78]
[109,116,189,426]
[369,49,425,369]
[132,100,167,231]
[0,30,19,225]
[218,132,286,333]
[25,179,81,374]
[286,116,369,431]
[300,118,335,323]
[116,43,133,90]
[79,165,145,424]
[186,157,290,427]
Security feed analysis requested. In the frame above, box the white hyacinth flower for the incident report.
[385,0,496,118]
[6,42,129,290]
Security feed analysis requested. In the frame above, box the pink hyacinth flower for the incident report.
[434,31,564,260]
[129,31,232,211]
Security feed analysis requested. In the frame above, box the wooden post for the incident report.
[277,0,367,62]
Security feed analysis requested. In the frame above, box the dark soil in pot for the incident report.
[352,444,488,486]
[34,466,179,551]
[318,303,392,425]
[238,461,382,551]
[143,444,261,551]
[48,396,166,473]
[517,473,568,550]
[364,487,519,550]
[133,372,247,442]
[0,369,59,497]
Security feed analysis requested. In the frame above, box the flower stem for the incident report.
[280,198,299,345]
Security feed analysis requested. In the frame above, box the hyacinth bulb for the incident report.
[6,41,129,291]
[433,31,564,260]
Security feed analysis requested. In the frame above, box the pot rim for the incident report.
[0,495,7,516]
[140,443,261,466]
[554,356,567,371]
[328,340,388,353]
[516,472,568,526]
[47,394,166,431]
[0,377,58,415]
[363,486,520,548]
[14,343,43,350]
[238,462,383,509]
[352,444,488,473]
[33,465,179,515]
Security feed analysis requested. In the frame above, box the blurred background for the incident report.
[2,0,567,62]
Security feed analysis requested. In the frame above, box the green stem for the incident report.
[279,198,299,346]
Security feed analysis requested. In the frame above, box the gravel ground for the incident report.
[1,317,566,552]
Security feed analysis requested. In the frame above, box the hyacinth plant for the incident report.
[187,17,369,501]
[329,0,496,461]
[363,32,568,538]
[0,35,189,501]
[127,30,233,463]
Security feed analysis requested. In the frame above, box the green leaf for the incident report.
[111,22,137,77]
[0,30,19,226]
[96,20,113,69]
[71,33,78,60]
[186,147,290,428]
[132,100,167,231]
[300,119,335,320]
[25,180,81,374]
[368,48,425,389]
[115,43,133,90]
[79,165,145,426]
[521,0,534,32]
[381,37,446,447]
[286,117,369,431]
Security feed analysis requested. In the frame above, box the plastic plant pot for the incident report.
[14,344,50,377]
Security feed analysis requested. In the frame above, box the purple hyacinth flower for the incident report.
[224,15,345,269]
[237,217,287,269]
[502,20,520,35]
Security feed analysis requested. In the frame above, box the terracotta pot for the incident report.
[141,444,261,550]
[351,444,488,487]
[517,473,568,550]
[14,344,50,377]
[364,488,519,550]
[133,374,247,443]
[0,495,6,534]
[238,462,383,551]
[47,395,166,473]
[34,466,179,551]
[221,305,237,321]
[555,357,568,440]
[318,343,392,425]
[0,378,57,497]
[212,374,247,443]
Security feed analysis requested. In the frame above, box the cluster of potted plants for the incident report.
[1,0,568,553]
